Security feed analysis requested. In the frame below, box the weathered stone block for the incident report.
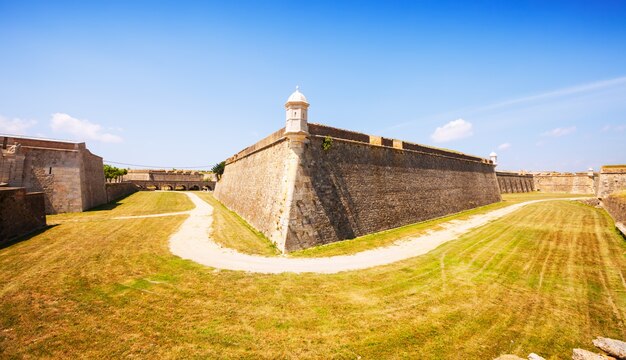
[593,337,626,359]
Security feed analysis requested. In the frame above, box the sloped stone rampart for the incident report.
[603,194,626,225]
[496,172,535,193]
[215,124,500,252]
[283,136,501,251]
[214,138,292,247]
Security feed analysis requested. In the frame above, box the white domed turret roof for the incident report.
[489,152,497,157]
[286,86,308,104]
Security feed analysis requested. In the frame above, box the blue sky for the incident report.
[1,0,625,171]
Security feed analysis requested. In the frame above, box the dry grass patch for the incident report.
[195,192,279,256]
[291,192,590,257]
[196,191,589,258]
[1,193,624,358]
[49,191,194,224]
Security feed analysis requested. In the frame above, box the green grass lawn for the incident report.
[195,191,591,258]
[1,192,624,358]
[48,191,194,224]
[194,192,279,256]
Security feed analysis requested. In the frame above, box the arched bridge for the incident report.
[126,180,216,191]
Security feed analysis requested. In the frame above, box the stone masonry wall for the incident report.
[0,188,46,243]
[80,149,107,211]
[597,166,626,198]
[20,147,83,213]
[1,136,108,214]
[105,182,139,202]
[214,138,292,246]
[496,172,535,193]
[602,193,626,229]
[281,136,501,251]
[533,173,596,194]
[0,150,25,186]
[216,123,500,252]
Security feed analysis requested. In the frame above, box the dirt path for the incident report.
[168,192,586,274]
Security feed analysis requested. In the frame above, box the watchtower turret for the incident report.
[489,152,498,166]
[285,86,309,134]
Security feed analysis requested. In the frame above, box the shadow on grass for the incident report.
[84,201,123,213]
[83,191,139,213]
[0,224,58,250]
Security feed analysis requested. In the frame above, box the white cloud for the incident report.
[50,113,122,143]
[541,126,576,137]
[0,115,37,135]
[475,76,626,112]
[385,75,626,132]
[431,118,473,143]
[498,142,511,150]
[601,124,626,132]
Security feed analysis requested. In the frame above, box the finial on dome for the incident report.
[286,86,308,104]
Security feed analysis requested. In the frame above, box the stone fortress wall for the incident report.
[105,182,139,203]
[284,125,501,251]
[215,88,501,252]
[121,169,216,190]
[603,194,626,225]
[494,167,626,197]
[528,167,626,197]
[495,171,534,193]
[0,136,107,214]
[532,171,597,194]
[214,131,291,243]
[597,166,626,198]
[0,187,46,243]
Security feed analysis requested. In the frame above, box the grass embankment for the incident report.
[612,190,626,199]
[196,191,591,258]
[49,191,194,224]
[293,192,591,257]
[194,192,279,256]
[0,192,624,358]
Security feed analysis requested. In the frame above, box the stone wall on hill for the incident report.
[214,138,292,247]
[496,172,535,193]
[215,123,500,252]
[283,133,501,251]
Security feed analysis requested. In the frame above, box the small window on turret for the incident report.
[49,167,52,174]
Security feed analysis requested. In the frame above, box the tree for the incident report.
[211,161,226,180]
[103,164,128,183]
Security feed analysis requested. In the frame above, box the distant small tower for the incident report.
[489,152,498,166]
[587,167,594,177]
[285,86,309,134]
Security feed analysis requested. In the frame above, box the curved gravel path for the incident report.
[168,192,587,274]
